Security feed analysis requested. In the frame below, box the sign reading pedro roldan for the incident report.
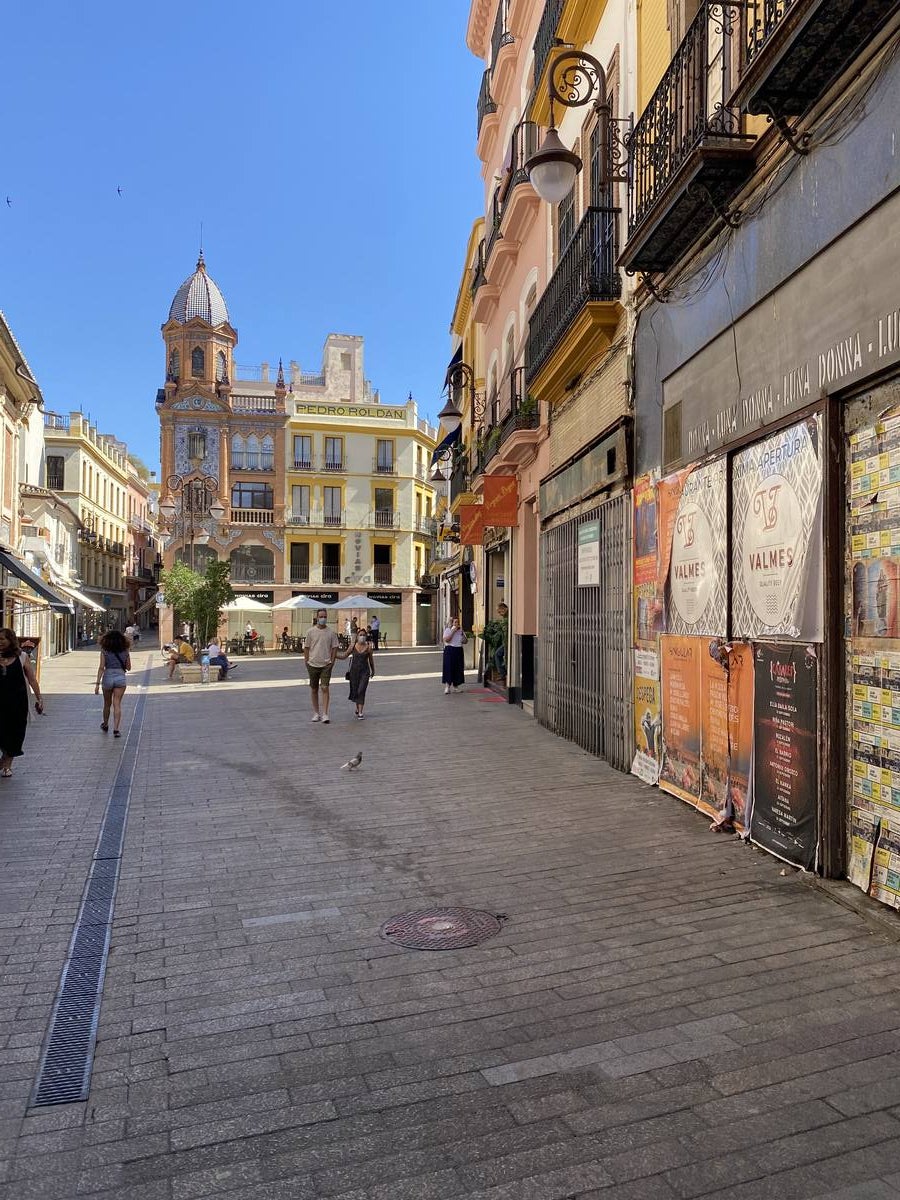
[750,643,818,869]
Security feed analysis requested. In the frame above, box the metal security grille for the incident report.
[537,494,633,770]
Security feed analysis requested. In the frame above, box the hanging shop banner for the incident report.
[482,475,518,526]
[870,816,900,909]
[698,642,755,829]
[732,416,824,641]
[633,472,664,649]
[666,458,728,637]
[656,467,693,597]
[750,643,819,870]
[659,635,702,804]
[458,504,485,546]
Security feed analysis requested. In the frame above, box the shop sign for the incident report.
[294,403,405,420]
[366,591,401,603]
[483,475,518,526]
[155,591,166,608]
[301,590,338,603]
[663,188,900,464]
[750,643,818,870]
[236,590,274,604]
[732,416,823,641]
[459,504,485,546]
[577,521,601,586]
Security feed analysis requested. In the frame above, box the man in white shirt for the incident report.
[206,639,235,680]
[304,609,340,723]
[370,614,380,650]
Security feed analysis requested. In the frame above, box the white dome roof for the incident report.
[168,254,229,326]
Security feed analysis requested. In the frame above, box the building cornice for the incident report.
[466,0,494,56]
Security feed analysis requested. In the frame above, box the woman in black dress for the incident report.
[338,629,376,719]
[0,628,44,777]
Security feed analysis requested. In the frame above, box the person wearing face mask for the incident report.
[337,628,376,719]
[303,608,340,723]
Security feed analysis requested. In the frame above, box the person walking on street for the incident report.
[304,608,340,724]
[370,614,380,650]
[337,628,376,718]
[0,628,44,776]
[95,629,131,738]
[442,617,466,694]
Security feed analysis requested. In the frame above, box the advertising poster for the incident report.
[732,416,823,640]
[659,636,702,804]
[482,475,518,526]
[699,648,729,821]
[657,467,693,600]
[632,669,661,785]
[848,807,881,893]
[870,816,900,909]
[577,521,600,586]
[750,643,819,870]
[727,643,755,830]
[633,473,663,649]
[667,458,728,637]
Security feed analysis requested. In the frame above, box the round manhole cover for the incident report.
[381,907,503,950]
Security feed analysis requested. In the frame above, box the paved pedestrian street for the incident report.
[5,645,900,1200]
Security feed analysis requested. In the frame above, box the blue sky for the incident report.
[1,3,483,470]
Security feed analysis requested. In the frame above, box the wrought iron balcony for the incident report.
[291,458,314,471]
[286,511,311,526]
[373,564,393,585]
[230,566,276,584]
[450,455,470,503]
[533,0,565,92]
[322,460,345,473]
[322,564,341,584]
[415,516,437,536]
[738,0,900,121]
[290,566,310,584]
[621,1,755,274]
[490,0,515,79]
[373,458,397,475]
[370,509,399,529]
[525,206,621,384]
[470,238,488,296]
[477,68,497,137]
[47,472,65,491]
[499,368,539,444]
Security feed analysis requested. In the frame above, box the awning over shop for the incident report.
[134,593,160,617]
[58,584,105,613]
[0,549,73,612]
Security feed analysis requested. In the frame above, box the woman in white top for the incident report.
[441,617,466,694]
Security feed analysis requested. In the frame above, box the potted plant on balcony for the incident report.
[517,393,538,425]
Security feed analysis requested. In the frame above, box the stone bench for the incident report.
[178,664,204,684]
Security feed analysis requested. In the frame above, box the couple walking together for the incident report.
[304,608,375,722]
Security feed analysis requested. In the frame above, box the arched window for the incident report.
[231,434,245,470]
[261,435,274,471]
[168,349,180,380]
[191,346,205,378]
[187,430,207,463]
[216,350,227,382]
[246,435,260,471]
[504,323,516,374]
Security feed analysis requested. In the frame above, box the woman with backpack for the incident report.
[94,629,131,738]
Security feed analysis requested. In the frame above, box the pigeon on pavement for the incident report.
[341,751,363,772]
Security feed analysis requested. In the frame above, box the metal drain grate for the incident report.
[381,907,504,950]
[31,672,148,1106]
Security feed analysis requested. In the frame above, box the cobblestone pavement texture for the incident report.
[3,644,900,1198]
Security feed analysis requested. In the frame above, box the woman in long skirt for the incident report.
[442,617,466,694]
[0,628,45,777]
[338,630,376,718]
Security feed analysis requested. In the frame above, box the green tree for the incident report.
[127,453,153,482]
[160,560,234,646]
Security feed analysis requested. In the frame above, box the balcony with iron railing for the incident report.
[286,510,312,526]
[322,459,345,473]
[477,68,498,142]
[46,472,65,491]
[620,1,755,276]
[415,516,437,537]
[373,564,393,585]
[289,565,311,584]
[736,0,900,122]
[230,565,276,584]
[291,457,314,471]
[489,0,516,97]
[322,564,341,584]
[373,458,397,475]
[525,207,622,398]
[533,0,565,95]
[415,463,429,481]
[44,413,70,431]
[321,510,344,528]
[230,507,275,525]
[370,510,398,529]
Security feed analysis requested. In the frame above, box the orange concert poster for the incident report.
[699,648,729,821]
[458,504,485,546]
[483,475,518,526]
[657,466,694,595]
[659,635,702,804]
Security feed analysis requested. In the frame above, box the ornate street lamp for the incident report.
[159,474,225,573]
[526,49,630,205]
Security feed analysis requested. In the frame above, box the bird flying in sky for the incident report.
[341,751,363,772]
[5,198,10,207]
[117,186,123,196]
